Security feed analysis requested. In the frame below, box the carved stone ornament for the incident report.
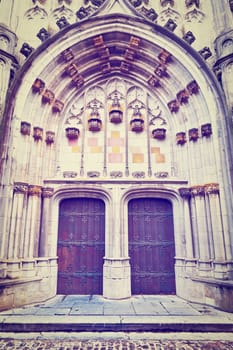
[45,131,55,145]
[65,63,79,77]
[155,172,168,178]
[158,49,172,64]
[140,7,158,22]
[65,127,80,140]
[72,74,84,88]
[176,132,186,145]
[204,183,219,195]
[132,171,145,178]
[110,171,123,178]
[154,64,168,78]
[63,171,77,178]
[179,187,191,199]
[32,78,45,93]
[201,123,212,137]
[14,182,28,194]
[37,28,50,42]
[42,187,54,198]
[187,80,199,95]
[183,31,196,45]
[88,117,102,132]
[199,47,212,60]
[87,171,100,178]
[20,121,31,136]
[168,100,179,113]
[148,75,160,88]
[109,109,123,124]
[33,127,43,141]
[52,100,64,113]
[61,48,74,62]
[189,128,199,141]
[20,43,34,58]
[185,0,200,8]
[56,16,70,29]
[191,185,205,197]
[177,89,189,104]
[28,185,42,196]
[164,19,177,32]
[42,89,55,104]
[129,36,140,48]
[152,128,166,140]
[160,0,174,7]
[130,118,144,132]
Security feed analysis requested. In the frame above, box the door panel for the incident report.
[128,198,176,294]
[57,198,105,294]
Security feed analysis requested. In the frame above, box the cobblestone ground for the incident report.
[0,339,233,349]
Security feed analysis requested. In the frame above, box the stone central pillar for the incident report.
[103,188,131,299]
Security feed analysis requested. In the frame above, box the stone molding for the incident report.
[179,184,220,198]
[28,185,42,197]
[42,187,54,198]
[204,183,219,195]
[14,182,28,194]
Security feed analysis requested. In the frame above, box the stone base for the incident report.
[0,257,57,311]
[176,274,233,312]
[103,258,131,299]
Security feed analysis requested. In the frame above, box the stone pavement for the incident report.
[0,295,233,348]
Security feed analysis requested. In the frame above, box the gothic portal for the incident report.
[0,0,233,311]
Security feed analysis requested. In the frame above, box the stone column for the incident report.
[103,188,131,299]
[191,185,212,276]
[39,187,54,257]
[179,187,197,275]
[6,182,28,278]
[24,185,42,258]
[205,183,227,279]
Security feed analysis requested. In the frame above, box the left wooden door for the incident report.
[57,198,105,294]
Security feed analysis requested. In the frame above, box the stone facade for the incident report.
[0,0,233,311]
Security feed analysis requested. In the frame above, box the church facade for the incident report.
[0,0,233,311]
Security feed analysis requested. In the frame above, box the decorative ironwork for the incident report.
[189,128,199,141]
[33,127,43,141]
[45,131,55,145]
[65,127,80,140]
[176,132,186,145]
[32,78,45,93]
[152,128,166,140]
[201,123,212,137]
[20,121,31,136]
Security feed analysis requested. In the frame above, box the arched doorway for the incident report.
[128,197,176,294]
[57,197,105,294]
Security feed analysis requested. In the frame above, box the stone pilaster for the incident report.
[8,183,28,261]
[39,187,54,257]
[23,185,42,259]
[191,185,212,276]
[179,187,197,275]
[204,183,228,279]
[103,188,130,299]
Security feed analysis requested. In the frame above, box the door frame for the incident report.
[121,187,183,294]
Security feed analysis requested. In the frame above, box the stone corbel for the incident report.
[14,182,29,194]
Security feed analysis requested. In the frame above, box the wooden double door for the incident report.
[57,197,175,295]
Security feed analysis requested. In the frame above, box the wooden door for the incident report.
[57,198,105,294]
[128,198,176,294]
